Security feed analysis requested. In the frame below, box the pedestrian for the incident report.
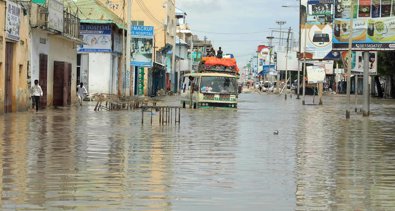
[31,79,43,112]
[209,47,216,57]
[77,82,88,106]
[216,47,223,58]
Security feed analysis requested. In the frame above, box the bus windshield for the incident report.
[200,76,237,94]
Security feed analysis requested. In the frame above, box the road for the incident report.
[0,93,394,210]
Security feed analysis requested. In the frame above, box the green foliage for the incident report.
[378,51,395,76]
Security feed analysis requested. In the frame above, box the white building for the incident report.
[30,0,82,107]
[74,0,125,96]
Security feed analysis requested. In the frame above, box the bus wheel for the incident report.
[182,101,186,108]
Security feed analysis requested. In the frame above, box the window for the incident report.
[132,21,144,26]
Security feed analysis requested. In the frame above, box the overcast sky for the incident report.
[176,0,300,67]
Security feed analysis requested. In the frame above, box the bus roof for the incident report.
[183,72,237,78]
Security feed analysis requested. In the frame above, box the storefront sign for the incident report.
[6,1,21,41]
[333,0,395,50]
[131,26,154,67]
[78,24,112,52]
[48,0,64,32]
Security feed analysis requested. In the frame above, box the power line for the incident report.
[190,29,271,35]
[135,0,164,26]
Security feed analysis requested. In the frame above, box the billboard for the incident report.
[301,0,336,60]
[333,0,395,50]
[6,1,21,41]
[341,51,377,74]
[257,45,273,75]
[78,24,112,53]
[131,26,154,67]
[277,51,299,71]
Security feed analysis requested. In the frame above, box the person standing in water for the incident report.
[77,82,88,106]
[31,79,43,112]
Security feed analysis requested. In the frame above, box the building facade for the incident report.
[100,0,177,96]
[0,0,30,114]
[29,0,81,108]
[73,0,126,96]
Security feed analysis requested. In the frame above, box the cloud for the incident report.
[177,0,300,67]
[178,0,222,13]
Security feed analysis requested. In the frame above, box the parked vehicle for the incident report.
[262,81,274,92]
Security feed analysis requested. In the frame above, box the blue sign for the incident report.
[78,24,112,53]
[131,26,154,67]
[131,26,154,37]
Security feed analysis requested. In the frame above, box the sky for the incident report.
[176,0,300,68]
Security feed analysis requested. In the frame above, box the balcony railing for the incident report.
[63,11,80,40]
[30,3,81,41]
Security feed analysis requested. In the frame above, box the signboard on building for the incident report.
[48,0,64,32]
[137,67,145,95]
[333,0,395,50]
[301,0,335,60]
[131,26,154,67]
[6,1,21,41]
[78,24,112,53]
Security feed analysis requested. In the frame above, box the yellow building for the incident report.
[0,0,30,114]
[99,0,177,96]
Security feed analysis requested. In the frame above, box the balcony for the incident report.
[30,2,81,42]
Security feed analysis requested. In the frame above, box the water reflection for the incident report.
[0,95,393,210]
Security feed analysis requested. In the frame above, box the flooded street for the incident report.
[0,93,394,211]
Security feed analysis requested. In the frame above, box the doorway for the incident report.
[53,61,71,106]
[39,54,48,108]
[4,42,14,113]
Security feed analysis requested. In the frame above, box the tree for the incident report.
[378,51,395,98]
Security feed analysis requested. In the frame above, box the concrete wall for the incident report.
[88,53,112,94]
[0,1,30,113]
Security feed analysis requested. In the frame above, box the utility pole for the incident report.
[276,21,286,93]
[285,27,291,100]
[302,21,307,105]
[267,36,274,83]
[346,0,354,119]
[126,0,132,96]
[276,20,286,47]
[297,0,301,99]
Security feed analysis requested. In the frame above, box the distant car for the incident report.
[255,81,262,89]
[262,81,274,92]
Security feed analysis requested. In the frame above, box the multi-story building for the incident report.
[29,0,82,108]
[100,0,177,96]
[175,9,192,93]
[72,0,126,96]
[0,0,32,113]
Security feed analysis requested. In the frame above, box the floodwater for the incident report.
[0,93,394,211]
